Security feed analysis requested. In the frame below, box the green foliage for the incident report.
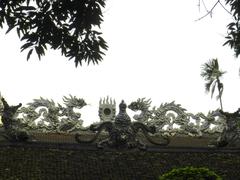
[159,166,222,180]
[0,0,108,66]
[224,0,240,58]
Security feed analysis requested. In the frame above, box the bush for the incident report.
[159,166,222,180]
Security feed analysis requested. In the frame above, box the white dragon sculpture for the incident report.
[17,95,87,133]
[128,98,225,137]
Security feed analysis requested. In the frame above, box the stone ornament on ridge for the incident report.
[1,97,29,142]
[75,100,170,150]
[99,96,116,122]
[212,109,240,147]
[17,95,87,133]
[128,98,225,137]
[0,94,237,148]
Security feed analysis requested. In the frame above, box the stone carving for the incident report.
[1,98,29,142]
[128,98,225,137]
[75,100,169,150]
[0,94,3,115]
[128,98,152,124]
[0,96,227,137]
[17,95,87,132]
[212,109,240,147]
[99,97,116,122]
[0,94,238,148]
[0,98,3,124]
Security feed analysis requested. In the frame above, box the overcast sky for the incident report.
[0,0,239,126]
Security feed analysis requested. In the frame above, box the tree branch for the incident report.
[201,0,210,13]
[219,1,232,15]
[196,0,232,21]
[195,0,220,21]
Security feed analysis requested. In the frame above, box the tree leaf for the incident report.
[21,42,33,52]
[27,49,33,61]
[15,6,36,11]
[5,26,15,34]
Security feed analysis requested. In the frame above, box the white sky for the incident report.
[0,0,240,126]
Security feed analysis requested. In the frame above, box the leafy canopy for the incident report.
[224,0,240,57]
[0,0,108,67]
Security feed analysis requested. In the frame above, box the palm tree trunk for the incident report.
[217,78,223,110]
[219,94,223,110]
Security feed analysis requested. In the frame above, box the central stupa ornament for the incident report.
[75,100,170,150]
[115,100,131,126]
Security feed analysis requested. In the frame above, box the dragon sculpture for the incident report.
[128,98,225,137]
[1,94,236,147]
[212,109,240,147]
[0,98,29,142]
[17,95,87,133]
[75,100,170,150]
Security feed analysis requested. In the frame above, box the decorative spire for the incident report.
[99,96,116,122]
[115,100,131,126]
[119,100,127,112]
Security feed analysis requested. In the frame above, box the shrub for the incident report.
[159,166,222,180]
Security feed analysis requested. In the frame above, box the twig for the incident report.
[198,0,200,12]
[219,1,232,15]
[195,0,220,21]
[201,0,210,13]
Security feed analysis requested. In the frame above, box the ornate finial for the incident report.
[99,96,116,122]
[115,100,131,126]
[119,100,127,112]
[1,98,28,142]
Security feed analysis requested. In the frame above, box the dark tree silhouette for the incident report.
[0,0,108,67]
[224,0,240,57]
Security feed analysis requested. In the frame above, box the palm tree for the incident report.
[201,58,226,110]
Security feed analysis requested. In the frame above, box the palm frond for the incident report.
[201,58,225,79]
[201,58,226,110]
[215,58,219,69]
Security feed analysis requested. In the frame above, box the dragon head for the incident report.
[128,102,139,112]
[128,98,151,112]
[63,95,87,109]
